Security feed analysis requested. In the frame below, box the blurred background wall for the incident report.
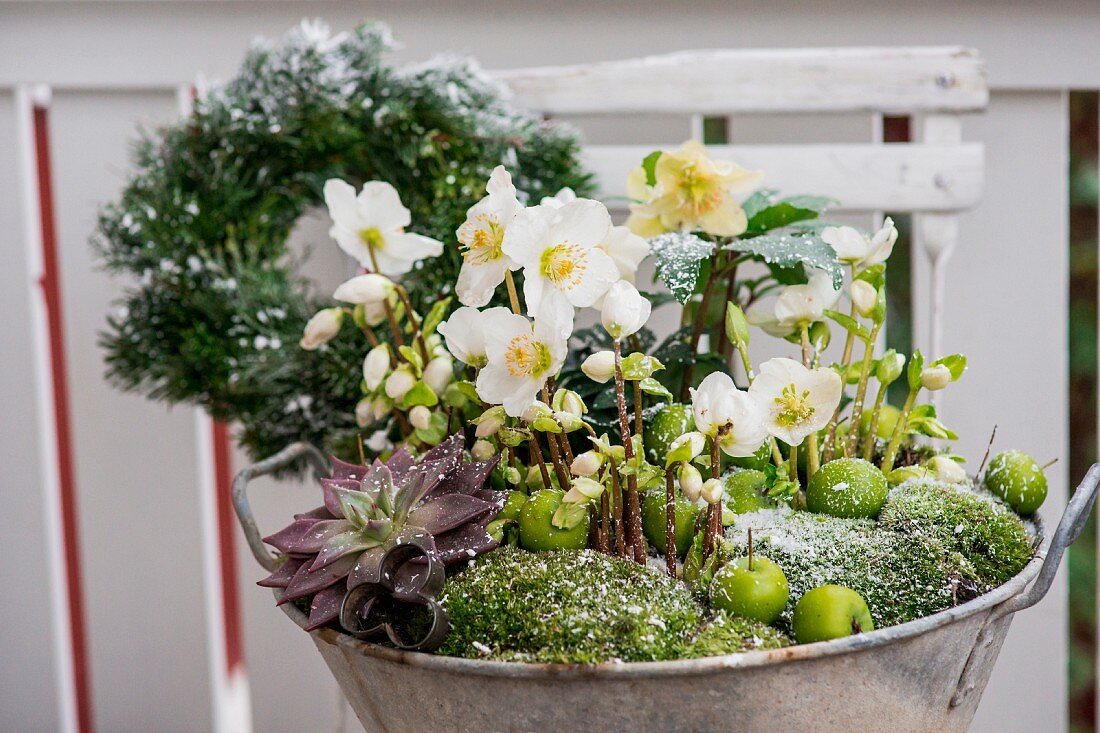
[1,2,1098,731]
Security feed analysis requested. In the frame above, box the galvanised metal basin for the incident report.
[234,444,1099,733]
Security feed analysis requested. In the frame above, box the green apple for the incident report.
[984,450,1048,515]
[641,489,699,557]
[729,443,772,472]
[711,556,789,624]
[497,490,527,522]
[723,470,774,514]
[792,585,874,643]
[518,489,589,551]
[859,404,902,440]
[806,458,888,519]
[644,403,695,464]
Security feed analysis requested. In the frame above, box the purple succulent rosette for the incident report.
[258,434,505,631]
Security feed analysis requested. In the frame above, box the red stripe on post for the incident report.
[33,103,94,733]
[211,420,244,673]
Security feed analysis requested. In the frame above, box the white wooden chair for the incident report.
[495,47,987,360]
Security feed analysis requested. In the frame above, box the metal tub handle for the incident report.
[952,463,1100,706]
[231,442,330,573]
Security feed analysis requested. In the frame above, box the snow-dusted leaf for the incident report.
[741,189,779,220]
[649,232,715,305]
[725,233,843,288]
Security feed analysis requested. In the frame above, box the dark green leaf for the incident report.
[726,233,843,288]
[824,309,870,342]
[649,233,715,304]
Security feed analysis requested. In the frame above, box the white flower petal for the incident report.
[330,225,374,267]
[598,226,650,282]
[565,247,619,308]
[547,199,612,248]
[480,310,533,363]
[371,232,443,277]
[821,225,869,263]
[356,181,411,231]
[323,179,363,230]
[501,206,553,267]
[456,258,509,308]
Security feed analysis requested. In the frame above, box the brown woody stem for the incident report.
[613,338,645,564]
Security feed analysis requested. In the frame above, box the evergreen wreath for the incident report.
[94,20,592,460]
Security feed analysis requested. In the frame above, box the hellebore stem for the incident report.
[665,468,677,577]
[703,439,722,557]
[528,435,553,492]
[394,284,430,363]
[608,454,627,558]
[845,321,883,458]
[861,381,889,461]
[613,339,646,564]
[823,267,861,462]
[681,252,721,401]
[541,386,572,492]
[748,527,754,572]
[504,271,522,315]
[880,386,919,474]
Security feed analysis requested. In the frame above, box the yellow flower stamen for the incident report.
[359,227,385,251]
[677,166,723,218]
[458,215,504,265]
[773,383,814,427]
[503,334,552,378]
[539,242,587,290]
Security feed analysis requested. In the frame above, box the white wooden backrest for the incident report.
[495,46,988,359]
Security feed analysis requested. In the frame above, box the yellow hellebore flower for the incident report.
[626,140,762,238]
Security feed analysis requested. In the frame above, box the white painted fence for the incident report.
[0,3,1083,732]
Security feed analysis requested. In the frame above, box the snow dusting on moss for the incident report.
[439,547,702,663]
[723,505,976,630]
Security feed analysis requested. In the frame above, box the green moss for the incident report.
[723,507,976,629]
[438,547,702,663]
[682,612,791,658]
[879,480,1034,588]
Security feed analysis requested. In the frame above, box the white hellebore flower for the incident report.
[821,217,898,270]
[475,309,569,417]
[540,187,578,209]
[849,279,878,318]
[700,478,724,505]
[921,365,952,391]
[422,356,454,396]
[749,357,842,447]
[384,366,416,401]
[667,432,707,464]
[746,271,841,338]
[455,166,523,307]
[502,199,619,333]
[409,405,433,431]
[571,450,604,477]
[300,308,343,350]
[929,455,968,483]
[689,372,768,458]
[437,306,511,368]
[362,343,391,391]
[598,226,650,284]
[355,397,372,428]
[332,273,393,305]
[601,281,652,340]
[679,464,704,502]
[471,439,497,462]
[323,179,443,277]
[361,301,387,327]
[581,351,616,384]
